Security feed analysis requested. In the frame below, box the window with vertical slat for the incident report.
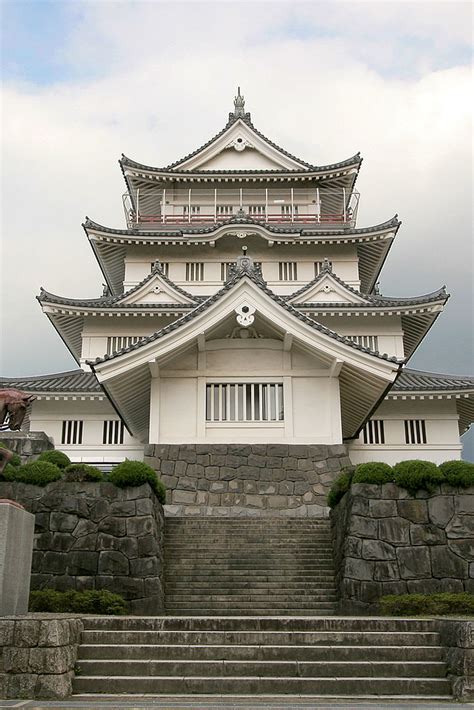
[102,420,125,445]
[404,419,427,444]
[362,420,385,444]
[278,262,298,281]
[186,263,205,281]
[206,383,284,422]
[61,420,83,445]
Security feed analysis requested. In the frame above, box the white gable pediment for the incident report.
[118,274,197,306]
[288,274,369,305]
[175,120,308,172]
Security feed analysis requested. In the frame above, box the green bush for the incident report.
[380,592,474,616]
[327,468,354,508]
[0,443,21,467]
[439,460,474,488]
[37,450,71,469]
[0,463,18,481]
[63,463,104,482]
[109,460,166,503]
[12,461,62,486]
[353,462,394,485]
[393,459,444,494]
[29,589,127,615]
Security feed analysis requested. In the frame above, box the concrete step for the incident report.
[78,643,445,662]
[76,658,447,678]
[73,675,451,696]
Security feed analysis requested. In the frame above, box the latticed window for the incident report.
[347,335,379,351]
[314,260,332,276]
[280,205,298,216]
[362,420,385,444]
[248,205,265,216]
[278,262,298,281]
[107,336,142,355]
[206,383,284,422]
[217,205,233,216]
[103,420,125,445]
[404,419,427,444]
[61,420,83,445]
[183,205,200,216]
[186,263,205,281]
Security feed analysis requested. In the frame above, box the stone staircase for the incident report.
[73,616,452,699]
[164,518,337,615]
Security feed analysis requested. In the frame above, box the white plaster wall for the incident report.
[198,149,284,170]
[81,315,175,361]
[315,315,405,359]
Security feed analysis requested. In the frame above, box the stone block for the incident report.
[204,466,220,480]
[174,460,187,475]
[220,467,237,481]
[36,671,74,699]
[397,546,431,579]
[229,480,243,492]
[126,516,155,535]
[368,499,397,518]
[197,478,210,490]
[362,539,396,561]
[349,515,378,539]
[4,672,38,699]
[455,494,474,515]
[130,557,160,576]
[137,534,159,557]
[160,475,178,489]
[410,523,446,546]
[374,560,400,581]
[351,497,369,515]
[431,546,468,579]
[3,647,31,673]
[0,501,35,614]
[378,517,410,545]
[42,551,68,574]
[245,495,264,508]
[407,577,464,594]
[359,581,381,602]
[344,536,362,557]
[0,619,14,645]
[381,580,408,595]
[397,499,428,523]
[209,482,227,493]
[72,518,97,538]
[447,514,474,539]
[66,551,99,575]
[343,557,374,581]
[98,550,129,575]
[380,483,409,499]
[428,496,455,527]
[351,483,381,498]
[449,539,474,561]
[14,619,40,647]
[98,516,127,537]
[177,476,198,490]
[248,454,266,468]
[38,619,72,647]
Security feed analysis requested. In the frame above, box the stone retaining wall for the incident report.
[0,482,165,614]
[330,483,474,612]
[0,432,53,464]
[144,443,351,517]
[439,619,474,701]
[0,616,83,699]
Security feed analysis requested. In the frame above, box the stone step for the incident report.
[76,659,447,678]
[80,630,442,646]
[73,675,451,696]
[78,643,445,662]
[166,583,336,592]
[165,594,337,602]
[162,610,338,617]
[165,591,337,599]
[164,543,333,550]
[165,573,335,581]
[165,561,335,568]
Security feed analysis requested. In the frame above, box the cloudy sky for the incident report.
[1,0,473,456]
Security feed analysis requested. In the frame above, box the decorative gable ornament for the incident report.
[235,302,256,327]
[226,135,254,152]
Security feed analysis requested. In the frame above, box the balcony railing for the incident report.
[122,187,360,229]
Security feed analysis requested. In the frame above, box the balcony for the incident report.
[122,187,360,230]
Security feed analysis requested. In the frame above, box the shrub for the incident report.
[327,468,354,508]
[12,461,62,486]
[393,459,444,494]
[0,443,21,467]
[0,463,18,481]
[109,460,166,503]
[353,462,394,485]
[380,592,474,616]
[63,463,104,482]
[439,460,474,488]
[37,449,71,469]
[29,589,127,615]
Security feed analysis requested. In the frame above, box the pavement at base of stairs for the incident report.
[0,698,467,710]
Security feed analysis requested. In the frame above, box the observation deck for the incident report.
[122,187,360,230]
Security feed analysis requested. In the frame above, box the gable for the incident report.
[175,120,308,172]
[117,274,196,306]
[288,273,368,305]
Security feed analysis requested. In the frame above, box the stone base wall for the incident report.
[0,616,82,699]
[330,483,474,613]
[438,619,474,701]
[0,482,165,614]
[0,431,53,464]
[144,443,351,517]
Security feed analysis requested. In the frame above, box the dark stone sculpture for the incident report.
[0,389,36,431]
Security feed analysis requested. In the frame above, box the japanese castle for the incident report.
[3,90,473,470]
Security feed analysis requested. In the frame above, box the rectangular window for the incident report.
[280,205,298,216]
[151,262,169,277]
[404,419,427,444]
[216,205,233,216]
[362,420,385,444]
[248,205,265,216]
[347,335,379,351]
[221,262,232,281]
[206,383,284,422]
[102,420,125,445]
[186,262,205,281]
[279,262,298,281]
[61,420,83,445]
[314,260,332,277]
[183,205,201,216]
[107,336,142,356]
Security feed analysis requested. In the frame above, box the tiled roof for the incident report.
[89,258,403,367]
[393,369,474,392]
[0,370,101,393]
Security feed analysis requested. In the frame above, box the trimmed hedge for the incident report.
[11,461,62,486]
[393,459,444,494]
[37,449,71,469]
[439,459,474,488]
[63,463,104,482]
[353,462,393,485]
[29,589,127,615]
[0,443,21,467]
[380,592,474,616]
[327,468,354,508]
[109,460,166,504]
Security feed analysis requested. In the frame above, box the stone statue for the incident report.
[0,389,36,431]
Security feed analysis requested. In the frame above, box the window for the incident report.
[279,262,298,281]
[248,205,265,217]
[314,261,332,277]
[280,205,298,216]
[216,205,233,216]
[107,336,142,355]
[206,383,284,422]
[103,420,125,445]
[186,263,205,281]
[152,262,169,277]
[362,420,385,444]
[347,335,379,351]
[183,205,200,217]
[61,420,83,445]
[404,419,427,444]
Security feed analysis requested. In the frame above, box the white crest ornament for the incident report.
[235,302,256,327]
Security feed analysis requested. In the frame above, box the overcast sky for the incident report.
[1,0,472,457]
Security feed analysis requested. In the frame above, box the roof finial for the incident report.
[233,86,245,117]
